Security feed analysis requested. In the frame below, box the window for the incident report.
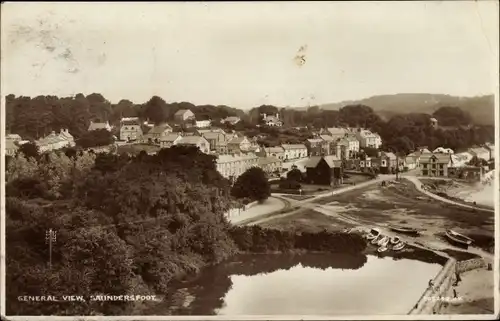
[422,170,428,176]
[439,171,444,176]
[423,164,428,169]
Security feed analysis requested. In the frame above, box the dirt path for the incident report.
[404,176,494,213]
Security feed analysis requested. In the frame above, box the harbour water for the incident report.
[165,253,442,316]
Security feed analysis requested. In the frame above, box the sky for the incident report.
[1,1,499,109]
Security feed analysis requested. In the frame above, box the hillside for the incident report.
[317,94,495,125]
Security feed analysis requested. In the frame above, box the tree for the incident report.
[144,96,167,124]
[231,167,271,202]
[76,129,114,148]
[287,168,303,182]
[17,142,40,159]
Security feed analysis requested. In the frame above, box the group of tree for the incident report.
[6,93,494,157]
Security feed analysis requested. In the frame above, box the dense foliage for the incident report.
[5,146,239,315]
[76,129,115,148]
[231,167,271,202]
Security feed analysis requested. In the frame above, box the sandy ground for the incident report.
[229,197,286,224]
[440,269,495,314]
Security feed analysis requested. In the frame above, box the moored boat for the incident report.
[366,228,380,240]
[389,225,420,235]
[371,235,381,244]
[390,236,401,245]
[377,246,388,253]
[393,242,406,251]
[377,236,389,247]
[445,229,473,247]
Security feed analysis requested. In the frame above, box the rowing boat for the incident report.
[366,228,380,240]
[393,242,406,251]
[377,236,389,247]
[377,246,388,253]
[390,236,401,245]
[445,229,473,247]
[371,235,381,244]
[389,225,420,235]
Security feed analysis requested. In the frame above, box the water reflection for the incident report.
[165,253,441,316]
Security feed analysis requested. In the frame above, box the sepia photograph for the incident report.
[1,1,499,319]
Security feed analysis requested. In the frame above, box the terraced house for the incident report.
[418,153,452,177]
[143,123,173,144]
[216,153,259,181]
[35,129,75,152]
[176,135,210,154]
[282,144,308,160]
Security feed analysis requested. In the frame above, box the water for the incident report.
[465,182,495,207]
[165,253,442,316]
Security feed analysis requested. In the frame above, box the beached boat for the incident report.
[377,236,390,247]
[366,228,380,240]
[377,246,388,253]
[390,236,401,245]
[389,225,420,235]
[445,229,473,247]
[370,235,381,244]
[393,242,406,251]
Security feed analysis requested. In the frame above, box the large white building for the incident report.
[216,153,259,180]
[88,121,112,131]
[36,129,75,152]
[355,129,382,149]
[281,144,308,160]
[120,119,143,141]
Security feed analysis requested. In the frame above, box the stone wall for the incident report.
[409,258,457,315]
[456,258,486,274]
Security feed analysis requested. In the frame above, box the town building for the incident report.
[468,146,491,161]
[176,135,210,154]
[216,153,259,181]
[120,119,143,142]
[404,155,418,170]
[430,118,438,129]
[258,156,282,175]
[5,139,19,156]
[333,138,349,160]
[88,121,112,131]
[319,134,335,155]
[433,147,454,154]
[227,136,252,153]
[359,157,373,171]
[305,155,343,186]
[450,152,474,168]
[322,127,350,140]
[354,129,382,149]
[174,109,195,122]
[159,133,182,149]
[378,151,397,174]
[261,113,283,127]
[345,135,360,157]
[35,130,75,152]
[282,144,308,160]
[419,153,452,177]
[143,123,173,145]
[260,146,286,160]
[195,119,212,128]
[201,131,227,151]
[221,116,241,125]
[305,138,327,156]
[6,134,22,142]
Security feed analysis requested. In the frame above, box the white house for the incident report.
[195,119,212,128]
[281,144,308,161]
[222,116,241,125]
[345,135,360,156]
[174,109,195,122]
[88,121,111,131]
[355,129,382,149]
[120,120,143,141]
[176,135,210,154]
[143,123,173,144]
[468,147,491,161]
[216,153,259,180]
[160,133,183,148]
[262,113,283,127]
[433,147,454,154]
[36,130,75,152]
[323,127,350,140]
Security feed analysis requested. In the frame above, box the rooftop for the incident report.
[148,124,173,134]
[305,155,341,168]
[217,153,259,163]
[419,153,451,164]
[160,133,182,142]
[282,144,307,150]
[177,135,207,145]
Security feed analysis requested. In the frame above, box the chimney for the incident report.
[276,113,279,119]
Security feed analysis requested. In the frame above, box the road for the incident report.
[403,175,494,213]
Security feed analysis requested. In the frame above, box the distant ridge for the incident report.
[297,93,495,125]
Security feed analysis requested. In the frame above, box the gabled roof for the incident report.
[160,133,182,142]
[224,116,241,122]
[306,138,323,144]
[174,109,193,117]
[468,147,489,155]
[281,144,307,150]
[202,132,225,140]
[404,156,416,164]
[345,135,359,142]
[382,152,397,160]
[319,135,334,142]
[88,121,110,131]
[177,135,208,145]
[264,146,285,153]
[228,136,249,144]
[258,156,281,165]
[6,134,22,140]
[326,127,348,136]
[305,155,341,168]
[217,153,259,163]
[419,153,451,164]
[148,124,172,134]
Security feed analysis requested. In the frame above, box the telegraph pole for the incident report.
[45,228,57,270]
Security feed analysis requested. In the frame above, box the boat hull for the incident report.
[389,226,420,235]
[445,231,472,248]
[377,236,389,246]
[393,243,406,251]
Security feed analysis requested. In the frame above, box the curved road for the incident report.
[403,175,494,213]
